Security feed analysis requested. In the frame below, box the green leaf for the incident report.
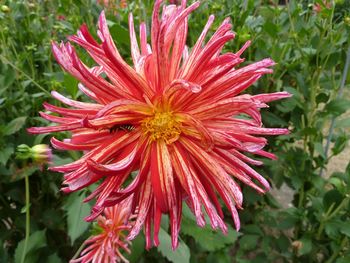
[63,74,78,98]
[181,216,239,251]
[127,234,145,263]
[325,99,350,117]
[239,234,259,251]
[10,165,38,182]
[47,253,62,263]
[325,219,341,239]
[298,236,312,256]
[335,118,350,128]
[3,117,27,136]
[14,230,47,263]
[63,192,91,245]
[0,146,14,165]
[323,189,343,211]
[332,135,348,155]
[157,228,190,263]
[339,222,350,237]
[336,255,350,263]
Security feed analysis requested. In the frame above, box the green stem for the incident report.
[71,241,86,260]
[0,54,50,96]
[20,174,31,263]
[316,203,335,240]
[326,236,348,263]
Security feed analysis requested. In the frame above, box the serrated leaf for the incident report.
[3,117,27,136]
[157,228,190,263]
[14,230,47,263]
[63,192,91,245]
[181,216,239,251]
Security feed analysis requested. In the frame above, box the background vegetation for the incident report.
[0,0,350,262]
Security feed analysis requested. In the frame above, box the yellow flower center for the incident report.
[142,111,181,144]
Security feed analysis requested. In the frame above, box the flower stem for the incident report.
[20,174,31,263]
[71,241,86,261]
[0,54,50,96]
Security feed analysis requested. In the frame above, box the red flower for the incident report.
[70,197,133,263]
[29,0,291,249]
[313,1,332,13]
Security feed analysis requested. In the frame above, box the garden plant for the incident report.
[0,0,350,263]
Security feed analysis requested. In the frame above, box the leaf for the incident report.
[298,236,312,256]
[323,189,343,211]
[181,215,240,251]
[339,222,350,237]
[335,118,350,128]
[14,230,47,263]
[332,135,348,155]
[0,146,14,165]
[325,99,350,117]
[63,73,79,98]
[10,165,38,182]
[157,228,190,263]
[239,234,259,251]
[127,234,145,263]
[3,117,27,136]
[325,219,341,239]
[47,253,62,263]
[63,192,91,245]
[336,255,350,263]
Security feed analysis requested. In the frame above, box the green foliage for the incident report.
[63,192,92,245]
[14,230,47,263]
[1,0,350,262]
[157,228,191,263]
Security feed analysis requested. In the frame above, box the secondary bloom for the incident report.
[71,197,133,263]
[16,144,53,165]
[29,0,291,249]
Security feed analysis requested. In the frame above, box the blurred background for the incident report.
[0,0,350,262]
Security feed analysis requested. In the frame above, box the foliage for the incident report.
[0,0,349,262]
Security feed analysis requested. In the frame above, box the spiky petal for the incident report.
[29,0,291,249]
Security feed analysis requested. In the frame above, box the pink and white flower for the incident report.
[71,198,133,263]
[29,0,291,249]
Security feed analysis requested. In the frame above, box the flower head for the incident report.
[313,1,332,13]
[16,144,53,165]
[29,0,291,249]
[71,197,133,263]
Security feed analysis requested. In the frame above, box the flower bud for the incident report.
[16,144,52,165]
[1,5,10,12]
[31,144,52,164]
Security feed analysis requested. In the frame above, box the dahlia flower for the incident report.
[71,197,133,263]
[16,144,53,165]
[29,0,291,249]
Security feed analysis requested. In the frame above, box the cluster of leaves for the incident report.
[0,0,349,262]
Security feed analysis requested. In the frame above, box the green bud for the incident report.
[1,5,10,12]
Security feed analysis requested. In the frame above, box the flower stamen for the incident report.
[142,111,181,144]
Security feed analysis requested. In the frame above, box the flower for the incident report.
[16,144,53,165]
[28,0,291,249]
[313,1,332,13]
[71,197,133,263]
[97,0,127,11]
